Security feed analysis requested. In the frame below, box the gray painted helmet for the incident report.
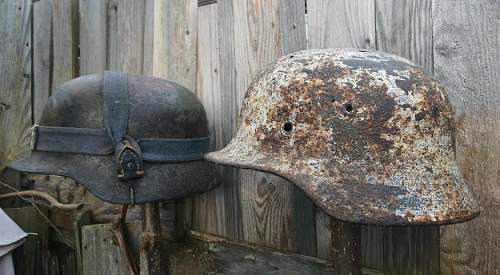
[206,49,478,225]
[10,72,219,204]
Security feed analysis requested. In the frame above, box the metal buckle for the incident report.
[116,136,144,180]
[29,124,39,151]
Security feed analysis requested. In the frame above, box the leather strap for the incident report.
[103,71,129,145]
[31,125,113,155]
[103,71,145,179]
[30,125,210,162]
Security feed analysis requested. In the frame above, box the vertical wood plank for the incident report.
[33,0,52,122]
[215,0,244,241]
[81,223,142,275]
[362,226,440,275]
[194,0,240,239]
[107,0,145,74]
[0,0,32,170]
[193,3,227,238]
[232,0,305,253]
[374,0,433,72]
[164,0,198,90]
[79,0,107,75]
[307,0,375,49]
[52,0,79,93]
[74,210,92,275]
[278,0,307,54]
[433,0,500,274]
[143,0,199,88]
[315,208,333,260]
[196,0,315,254]
[143,0,166,77]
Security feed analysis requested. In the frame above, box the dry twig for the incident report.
[0,180,79,243]
[0,190,83,211]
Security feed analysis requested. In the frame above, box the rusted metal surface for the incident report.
[206,49,479,225]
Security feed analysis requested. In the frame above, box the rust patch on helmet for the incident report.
[206,49,479,225]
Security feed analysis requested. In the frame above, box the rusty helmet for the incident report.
[206,49,478,225]
[10,72,219,204]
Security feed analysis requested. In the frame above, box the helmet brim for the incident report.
[205,142,479,226]
[10,151,220,204]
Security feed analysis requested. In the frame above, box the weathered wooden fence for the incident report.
[0,0,498,274]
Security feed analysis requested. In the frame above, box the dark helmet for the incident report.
[206,49,478,225]
[10,71,219,204]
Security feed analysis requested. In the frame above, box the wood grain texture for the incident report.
[362,226,439,275]
[307,0,375,49]
[374,0,433,73]
[203,237,333,274]
[211,0,243,240]
[143,0,166,77]
[164,0,198,90]
[143,0,199,87]
[433,0,500,274]
[52,0,79,93]
[33,0,53,122]
[79,0,107,75]
[0,0,32,170]
[194,0,316,255]
[233,0,313,254]
[81,222,142,275]
[74,210,92,275]
[107,0,144,73]
[315,208,332,260]
[193,0,241,240]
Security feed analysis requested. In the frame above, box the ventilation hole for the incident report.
[344,102,354,113]
[281,122,294,135]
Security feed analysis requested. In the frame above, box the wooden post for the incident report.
[332,218,361,275]
[140,203,167,275]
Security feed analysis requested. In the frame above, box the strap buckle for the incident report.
[116,136,144,180]
[29,124,39,151]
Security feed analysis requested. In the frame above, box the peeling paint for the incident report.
[206,49,479,225]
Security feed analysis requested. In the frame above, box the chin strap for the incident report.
[103,71,144,180]
[29,125,210,161]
